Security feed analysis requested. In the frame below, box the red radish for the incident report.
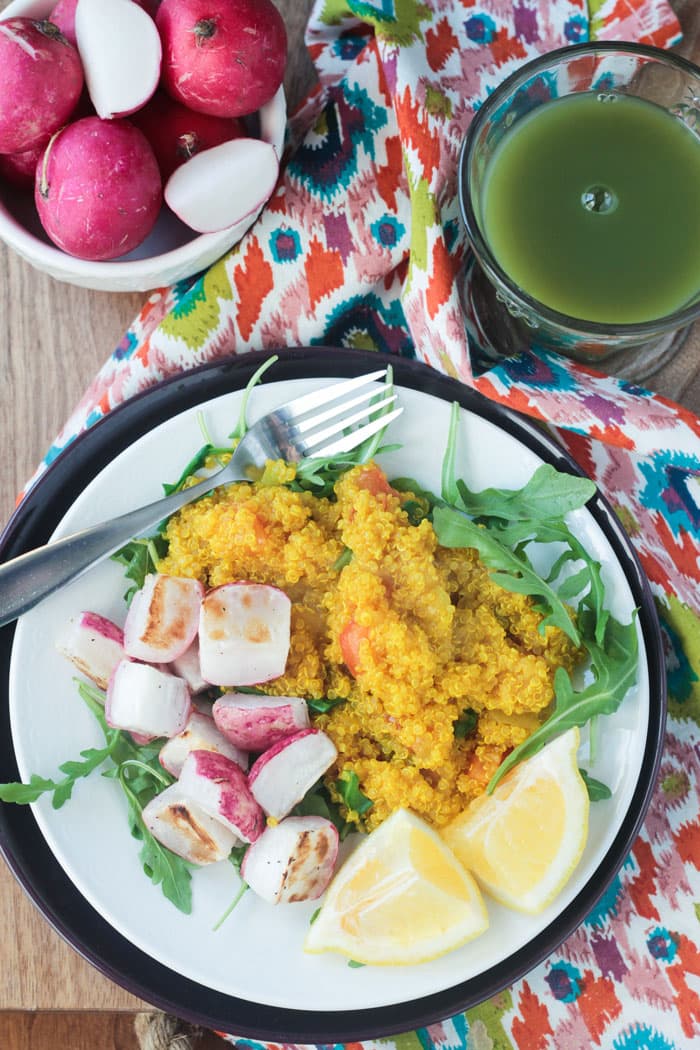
[159,709,247,779]
[35,116,162,260]
[169,638,208,695]
[0,141,44,187]
[130,90,245,182]
[56,611,126,690]
[143,783,238,864]
[156,0,287,118]
[248,729,338,821]
[106,659,191,739]
[164,137,279,234]
[123,573,203,663]
[199,582,291,686]
[178,750,265,843]
[75,0,162,120]
[212,693,309,752]
[0,18,83,154]
[241,816,339,904]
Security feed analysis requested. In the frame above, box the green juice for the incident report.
[481,93,700,324]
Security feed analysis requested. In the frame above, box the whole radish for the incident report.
[0,142,44,188]
[35,116,162,260]
[156,0,287,118]
[0,18,83,154]
[131,90,245,181]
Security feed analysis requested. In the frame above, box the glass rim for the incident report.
[458,40,700,338]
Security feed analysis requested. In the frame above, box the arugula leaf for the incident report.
[432,503,580,646]
[335,769,373,816]
[112,534,168,602]
[453,708,478,739]
[455,464,596,523]
[487,612,638,792]
[0,729,121,809]
[441,401,461,505]
[332,547,353,571]
[293,781,354,839]
[579,768,613,801]
[307,696,346,714]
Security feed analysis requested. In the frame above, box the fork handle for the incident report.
[0,468,239,628]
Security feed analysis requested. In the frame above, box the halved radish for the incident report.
[212,693,309,752]
[159,710,247,778]
[164,138,279,234]
[142,782,237,864]
[199,582,291,687]
[241,815,339,904]
[178,750,265,843]
[106,659,191,739]
[56,611,126,690]
[75,0,162,119]
[248,729,337,821]
[169,637,209,694]
[123,574,204,663]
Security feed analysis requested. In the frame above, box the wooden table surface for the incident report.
[1,1,699,1047]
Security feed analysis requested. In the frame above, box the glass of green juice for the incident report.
[459,41,700,380]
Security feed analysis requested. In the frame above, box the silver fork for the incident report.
[0,369,402,627]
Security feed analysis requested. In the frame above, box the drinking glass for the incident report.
[458,42,700,381]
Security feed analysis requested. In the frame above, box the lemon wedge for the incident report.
[442,727,589,915]
[303,808,489,965]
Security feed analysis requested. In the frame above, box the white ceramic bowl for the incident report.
[0,0,287,292]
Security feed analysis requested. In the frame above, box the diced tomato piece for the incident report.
[339,620,371,678]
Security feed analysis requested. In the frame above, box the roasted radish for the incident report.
[106,659,191,739]
[241,815,339,904]
[178,749,265,843]
[248,729,337,821]
[124,574,204,663]
[212,693,309,752]
[142,782,238,864]
[56,611,126,690]
[198,582,291,686]
[169,637,208,694]
[159,710,247,778]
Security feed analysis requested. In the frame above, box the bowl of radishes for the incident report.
[0,0,287,291]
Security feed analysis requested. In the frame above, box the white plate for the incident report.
[2,353,663,1035]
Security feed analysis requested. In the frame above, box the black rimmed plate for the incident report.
[0,349,665,1042]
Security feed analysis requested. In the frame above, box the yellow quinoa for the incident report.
[159,462,580,832]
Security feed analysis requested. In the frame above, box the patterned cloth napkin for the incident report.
[33,2,700,1047]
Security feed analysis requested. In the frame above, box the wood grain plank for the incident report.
[1,1012,228,1050]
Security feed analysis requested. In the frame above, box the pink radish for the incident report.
[178,750,265,843]
[74,0,162,120]
[248,729,338,821]
[0,17,83,154]
[241,816,339,904]
[106,659,191,740]
[123,573,203,663]
[169,638,208,695]
[35,116,162,260]
[156,0,287,119]
[142,783,238,864]
[212,693,309,752]
[130,89,245,182]
[56,611,126,690]
[159,710,247,779]
[164,137,278,234]
[198,582,291,687]
[0,141,44,187]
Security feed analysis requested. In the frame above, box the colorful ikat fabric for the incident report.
[33,1,700,1047]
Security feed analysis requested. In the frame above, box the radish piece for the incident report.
[56,610,126,690]
[164,137,279,234]
[130,89,245,181]
[178,750,265,843]
[241,816,339,904]
[123,573,204,663]
[0,17,83,154]
[159,710,247,779]
[199,582,291,686]
[156,0,287,118]
[169,638,208,695]
[106,659,191,739]
[35,116,162,260]
[248,729,338,821]
[143,782,238,865]
[212,693,309,752]
[1,2,53,18]
[75,0,162,119]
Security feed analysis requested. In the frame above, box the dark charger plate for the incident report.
[0,348,666,1042]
